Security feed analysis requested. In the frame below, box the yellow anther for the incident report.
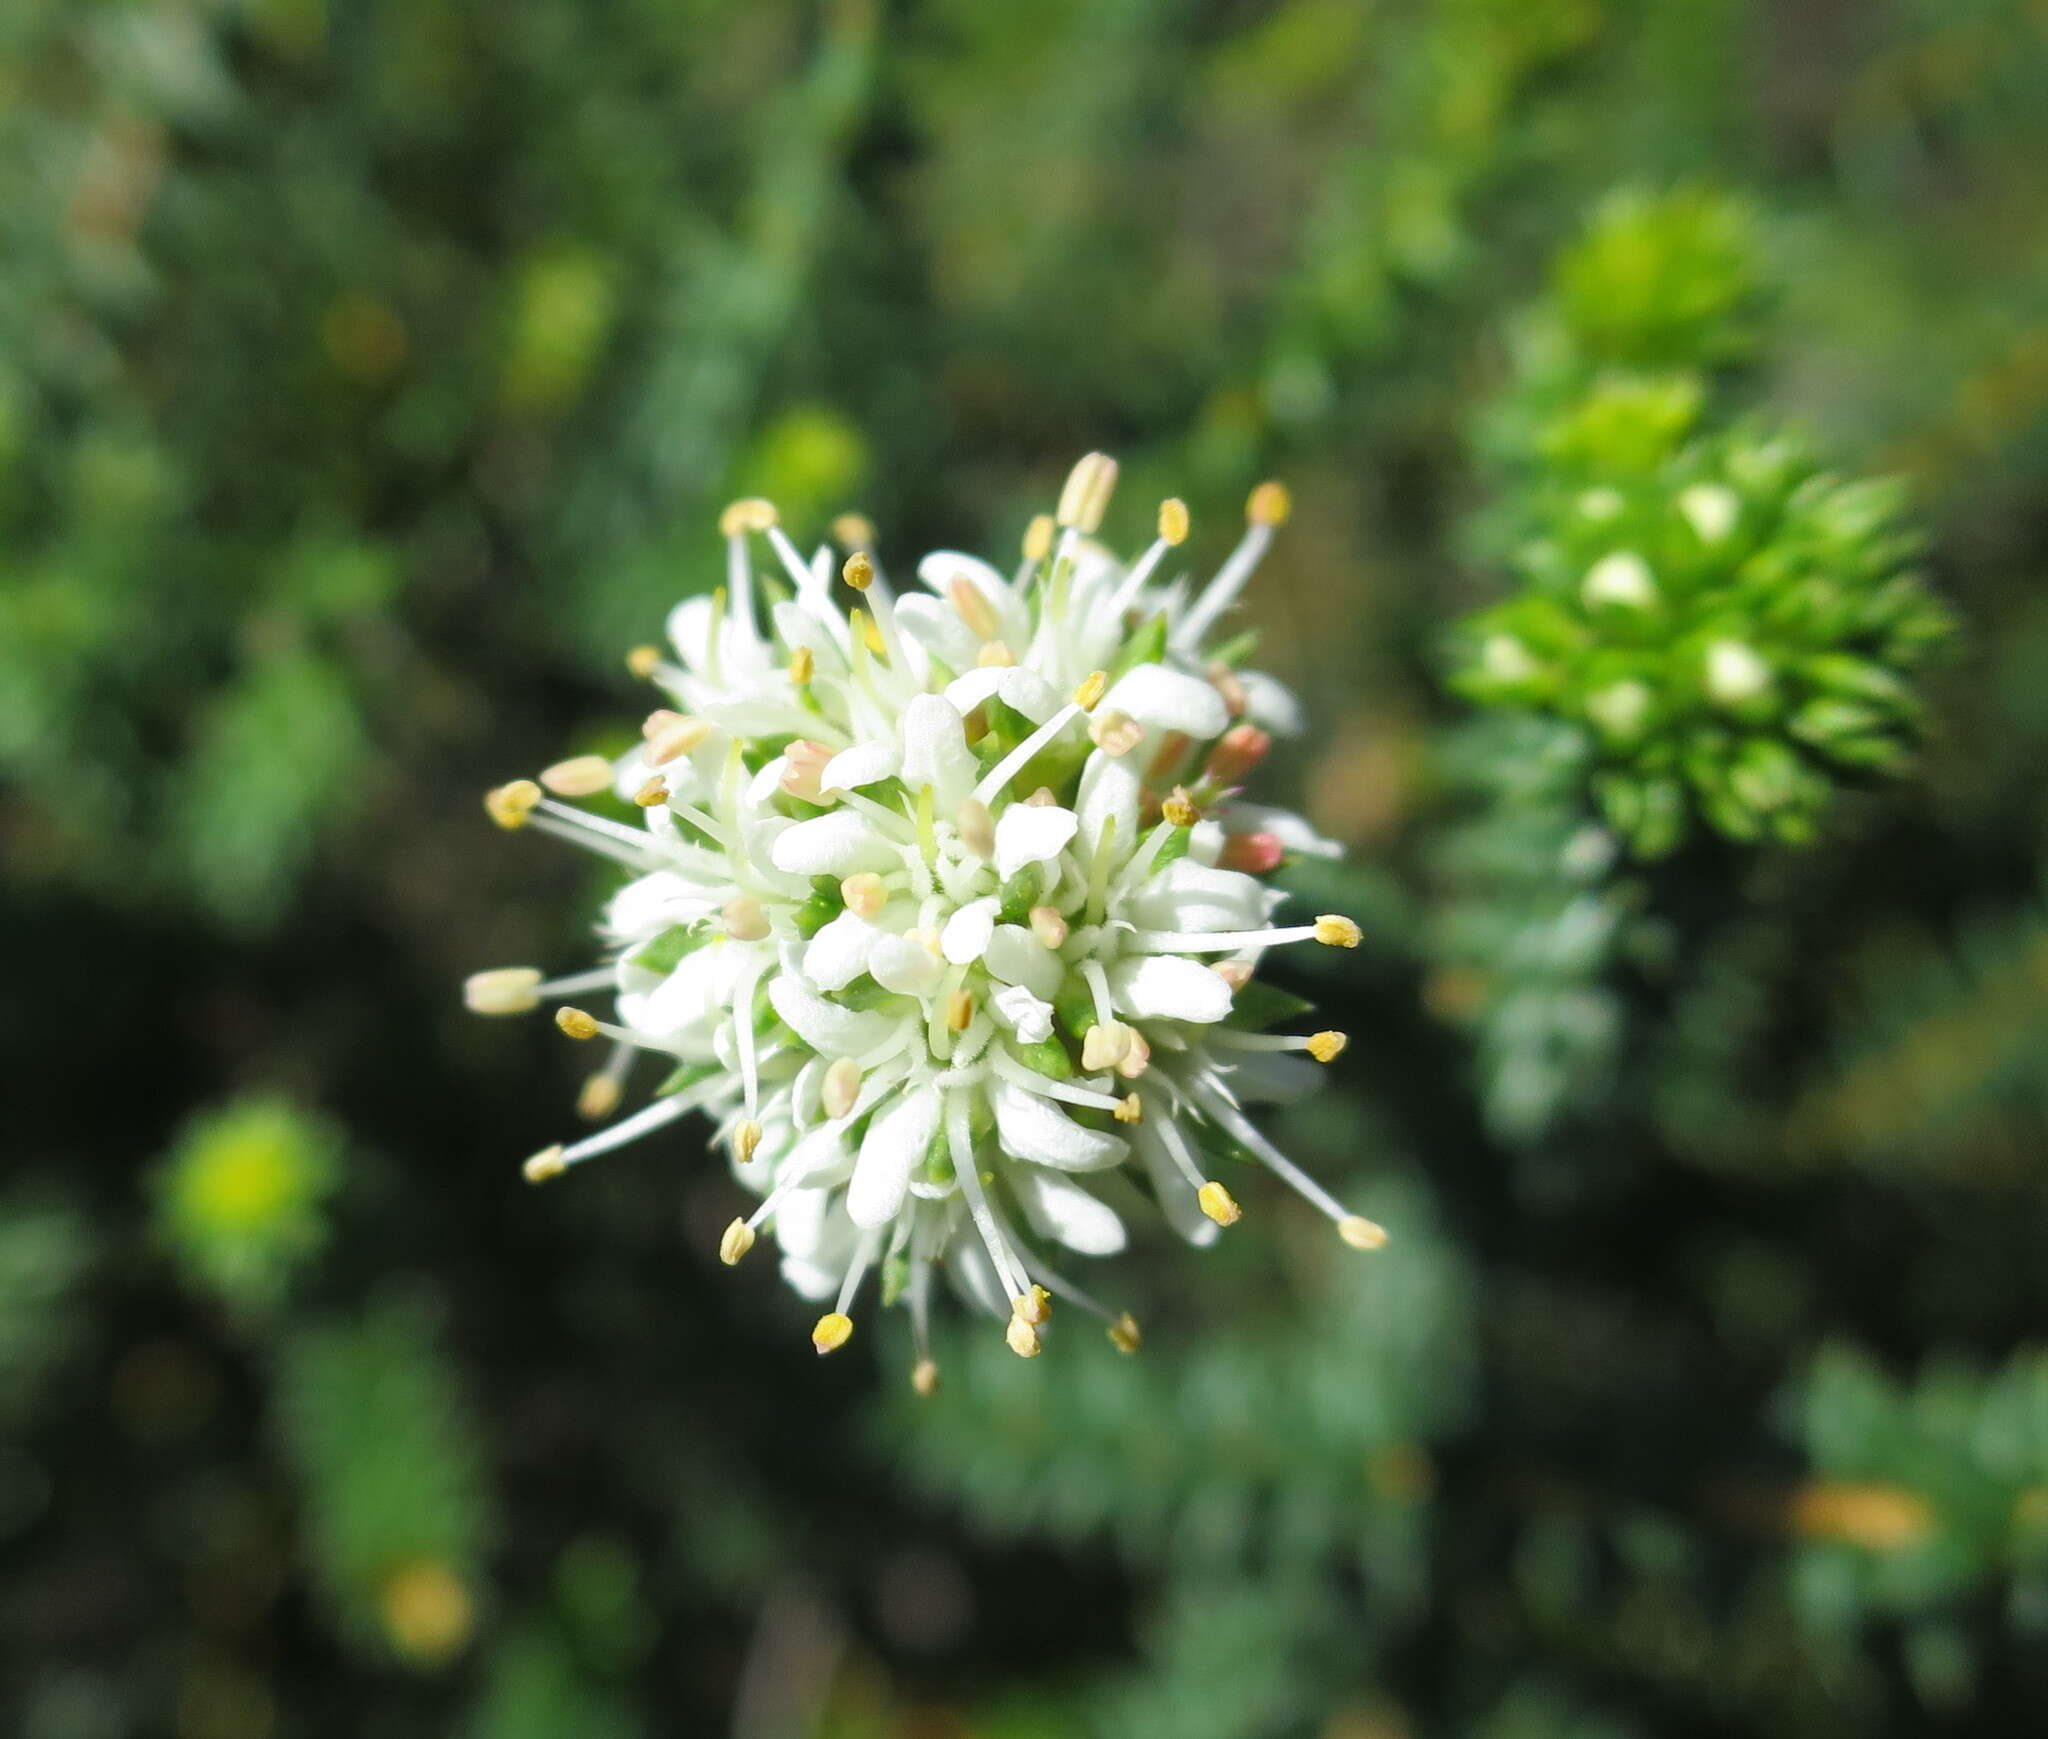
[723,894,769,941]
[788,645,815,685]
[957,797,996,859]
[1246,479,1292,527]
[463,967,542,1016]
[732,1119,764,1166]
[976,640,1015,668]
[485,780,541,830]
[1081,1022,1132,1072]
[911,1358,941,1397]
[1089,708,1143,757]
[852,607,886,656]
[1314,914,1362,948]
[842,550,874,591]
[1056,451,1119,533]
[1157,497,1190,546]
[1339,1215,1389,1251]
[576,1073,621,1121]
[1005,1315,1042,1359]
[812,1312,854,1355]
[718,497,778,536]
[1021,513,1054,563]
[841,872,887,920]
[1108,1313,1142,1355]
[1028,906,1069,949]
[1024,786,1058,807]
[1161,787,1200,828]
[645,717,712,765]
[539,755,615,798]
[523,1145,565,1184]
[625,644,662,680]
[1307,1030,1347,1063]
[822,1057,862,1121]
[641,707,683,739]
[555,1007,600,1041]
[633,777,669,808]
[948,575,999,640]
[1115,1029,1151,1079]
[1113,1092,1143,1123]
[946,988,974,1033]
[1013,1285,1052,1326]
[719,1218,756,1265]
[833,512,875,550]
[1198,1180,1241,1226]
[1072,670,1109,712]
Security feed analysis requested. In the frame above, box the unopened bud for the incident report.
[1081,1022,1132,1071]
[1204,724,1271,786]
[1219,832,1284,874]
[723,894,769,941]
[1028,906,1069,949]
[841,872,887,920]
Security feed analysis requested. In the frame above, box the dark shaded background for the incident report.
[7,2,2048,1735]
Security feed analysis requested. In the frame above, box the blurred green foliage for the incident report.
[7,1,2048,1736]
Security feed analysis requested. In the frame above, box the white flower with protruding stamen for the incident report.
[475,455,1384,1388]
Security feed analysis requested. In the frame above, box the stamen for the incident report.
[1198,1181,1242,1225]
[1072,670,1109,712]
[957,798,995,859]
[1005,1314,1042,1359]
[1082,1022,1132,1071]
[1108,1313,1142,1354]
[1315,915,1362,947]
[1247,480,1291,526]
[523,1145,565,1183]
[1021,514,1054,563]
[645,718,713,765]
[1028,906,1069,949]
[464,968,542,1015]
[626,645,662,679]
[971,701,1085,807]
[812,1312,854,1355]
[1339,1216,1389,1250]
[576,1071,622,1121]
[911,1358,941,1397]
[719,498,779,536]
[732,1120,764,1166]
[842,551,874,591]
[642,708,682,739]
[822,1058,862,1120]
[1219,832,1283,873]
[1309,1031,1347,1063]
[833,512,875,550]
[1177,481,1288,650]
[485,781,541,830]
[1014,1284,1052,1326]
[633,778,669,808]
[555,1007,601,1041]
[723,894,770,941]
[540,755,616,797]
[842,871,887,920]
[1056,452,1119,534]
[1113,1092,1143,1123]
[1160,787,1200,828]
[789,645,815,685]
[1123,921,1343,954]
[1088,709,1143,757]
[948,575,999,640]
[977,641,1014,668]
[946,988,974,1033]
[719,1219,756,1265]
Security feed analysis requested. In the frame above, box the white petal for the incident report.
[892,593,979,673]
[868,932,943,996]
[1011,1170,1127,1255]
[819,740,898,794]
[1101,663,1229,740]
[1238,670,1303,736]
[767,975,897,1055]
[940,897,999,965]
[899,694,977,808]
[604,871,715,940]
[1076,752,1140,861]
[942,667,1008,715]
[994,803,1079,880]
[1109,954,1234,1023]
[848,1087,939,1228]
[770,810,898,876]
[802,911,877,993]
[991,1079,1128,1171]
[982,925,1063,999]
[991,983,1054,1043]
[994,667,1061,722]
[1128,859,1269,934]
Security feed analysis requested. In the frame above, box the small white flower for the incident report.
[476,459,1384,1383]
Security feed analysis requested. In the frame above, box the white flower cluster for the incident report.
[470,454,1382,1388]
